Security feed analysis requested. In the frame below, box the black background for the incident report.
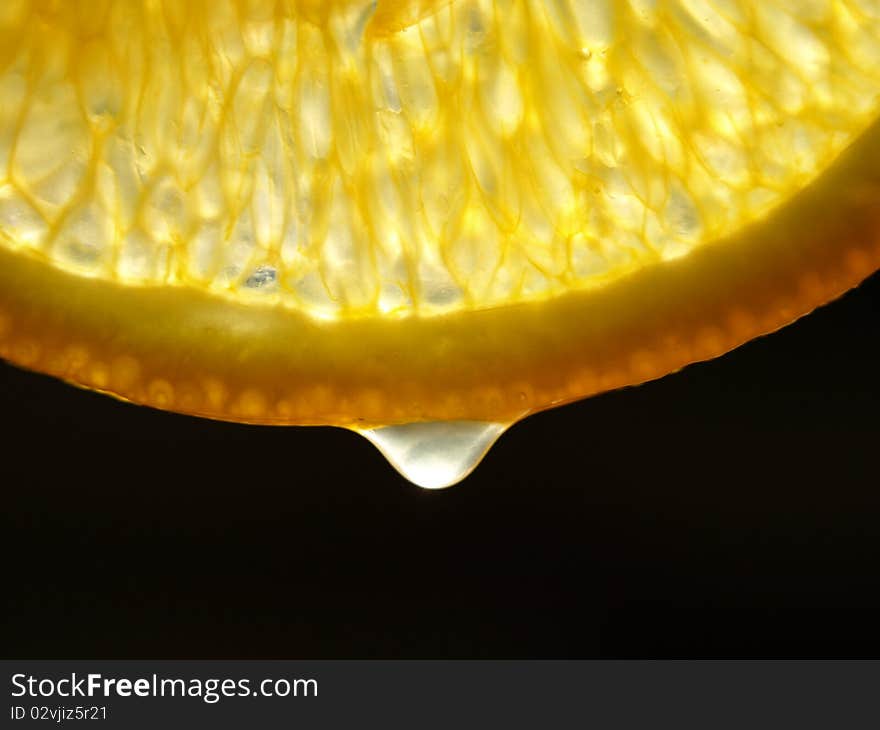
[3,272,878,659]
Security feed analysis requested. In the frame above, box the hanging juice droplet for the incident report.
[357,420,509,489]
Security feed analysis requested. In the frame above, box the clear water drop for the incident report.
[358,420,508,489]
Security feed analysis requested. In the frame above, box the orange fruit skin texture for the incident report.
[0,1,879,428]
[2,118,879,428]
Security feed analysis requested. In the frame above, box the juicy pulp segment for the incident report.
[1,0,879,321]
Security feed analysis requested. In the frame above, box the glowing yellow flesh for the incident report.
[2,0,880,428]
[1,0,879,319]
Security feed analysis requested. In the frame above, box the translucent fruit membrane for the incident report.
[1,0,880,486]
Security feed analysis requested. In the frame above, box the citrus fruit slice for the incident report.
[1,1,880,485]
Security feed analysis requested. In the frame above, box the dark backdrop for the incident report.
[3,271,879,658]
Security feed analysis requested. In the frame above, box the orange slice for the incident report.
[1,0,879,435]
